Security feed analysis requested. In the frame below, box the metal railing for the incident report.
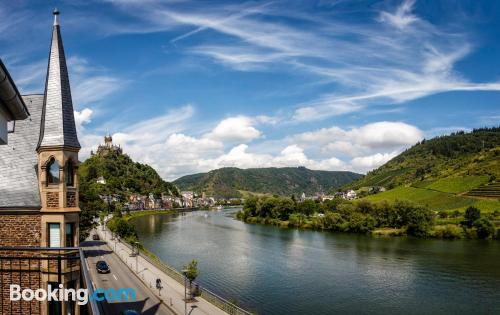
[79,248,101,315]
[0,247,100,315]
[118,239,252,315]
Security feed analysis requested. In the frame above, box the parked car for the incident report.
[92,234,100,240]
[96,260,110,273]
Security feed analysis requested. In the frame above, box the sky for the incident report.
[1,0,499,180]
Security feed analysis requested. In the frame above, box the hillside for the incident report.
[79,151,179,199]
[77,151,179,239]
[173,167,362,198]
[348,127,500,212]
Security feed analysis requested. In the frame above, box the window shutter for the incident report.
[49,223,60,247]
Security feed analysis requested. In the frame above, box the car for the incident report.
[96,260,110,273]
[120,310,140,315]
[92,234,100,240]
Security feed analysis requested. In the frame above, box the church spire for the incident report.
[38,9,80,150]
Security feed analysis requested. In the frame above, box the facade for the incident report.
[0,10,81,315]
[0,59,29,144]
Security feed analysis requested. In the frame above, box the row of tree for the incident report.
[237,196,498,239]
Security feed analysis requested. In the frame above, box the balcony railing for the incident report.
[0,247,100,315]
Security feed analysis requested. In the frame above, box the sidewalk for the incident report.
[95,225,230,315]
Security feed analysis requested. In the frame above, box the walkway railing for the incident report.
[119,240,252,315]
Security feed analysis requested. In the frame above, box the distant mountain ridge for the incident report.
[173,167,363,198]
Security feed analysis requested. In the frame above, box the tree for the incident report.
[297,199,317,216]
[272,197,295,220]
[474,218,495,239]
[183,260,199,298]
[243,196,259,217]
[461,206,481,228]
[394,200,433,236]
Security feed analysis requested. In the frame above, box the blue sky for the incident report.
[1,0,499,180]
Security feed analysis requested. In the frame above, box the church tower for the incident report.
[37,8,80,247]
[37,10,81,314]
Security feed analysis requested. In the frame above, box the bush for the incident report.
[431,225,463,239]
[461,206,481,228]
[473,218,495,239]
[437,211,449,219]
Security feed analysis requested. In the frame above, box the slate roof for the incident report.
[37,15,80,150]
[0,95,43,209]
[0,59,29,120]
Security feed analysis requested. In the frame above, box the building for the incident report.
[91,134,123,156]
[96,176,106,185]
[0,59,30,144]
[345,190,357,200]
[0,10,83,315]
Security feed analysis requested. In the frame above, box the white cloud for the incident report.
[290,121,423,171]
[74,108,93,130]
[378,0,419,30]
[351,152,398,173]
[205,116,262,143]
[293,121,423,149]
[99,0,500,123]
[68,56,124,107]
[350,121,423,149]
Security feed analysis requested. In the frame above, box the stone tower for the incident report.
[36,9,81,314]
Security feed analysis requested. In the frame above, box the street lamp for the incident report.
[181,269,189,315]
[134,241,140,272]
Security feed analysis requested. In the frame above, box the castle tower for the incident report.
[104,134,112,147]
[36,9,81,315]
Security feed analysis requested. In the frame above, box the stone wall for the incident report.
[46,192,59,208]
[0,214,41,246]
[0,214,42,314]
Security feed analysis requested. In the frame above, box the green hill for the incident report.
[349,127,500,212]
[77,151,179,240]
[173,167,362,198]
[79,151,179,199]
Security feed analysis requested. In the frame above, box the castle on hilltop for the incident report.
[91,134,123,156]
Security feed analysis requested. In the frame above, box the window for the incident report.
[7,121,15,133]
[48,282,62,315]
[48,223,60,247]
[47,158,60,184]
[65,223,74,247]
[65,161,74,186]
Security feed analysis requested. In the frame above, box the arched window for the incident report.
[47,158,60,184]
[65,160,75,187]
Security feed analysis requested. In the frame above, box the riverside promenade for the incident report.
[95,224,249,315]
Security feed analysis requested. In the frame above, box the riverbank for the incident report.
[237,196,500,240]
[131,209,500,314]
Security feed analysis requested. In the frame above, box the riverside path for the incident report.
[91,223,239,315]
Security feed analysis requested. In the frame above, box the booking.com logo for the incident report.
[10,284,136,305]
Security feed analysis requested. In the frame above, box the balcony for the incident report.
[0,247,99,315]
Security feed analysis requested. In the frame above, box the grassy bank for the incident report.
[124,209,177,222]
[237,196,500,240]
[106,209,177,245]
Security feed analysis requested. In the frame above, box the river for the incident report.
[131,209,500,315]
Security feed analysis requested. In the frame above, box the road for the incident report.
[81,237,175,315]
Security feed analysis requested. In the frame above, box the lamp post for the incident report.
[134,241,140,272]
[182,269,188,315]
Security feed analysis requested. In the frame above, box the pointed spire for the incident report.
[38,9,80,150]
[53,8,59,26]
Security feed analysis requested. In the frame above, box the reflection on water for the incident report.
[132,210,500,315]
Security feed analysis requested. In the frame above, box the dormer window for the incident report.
[65,160,74,187]
[47,158,60,184]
